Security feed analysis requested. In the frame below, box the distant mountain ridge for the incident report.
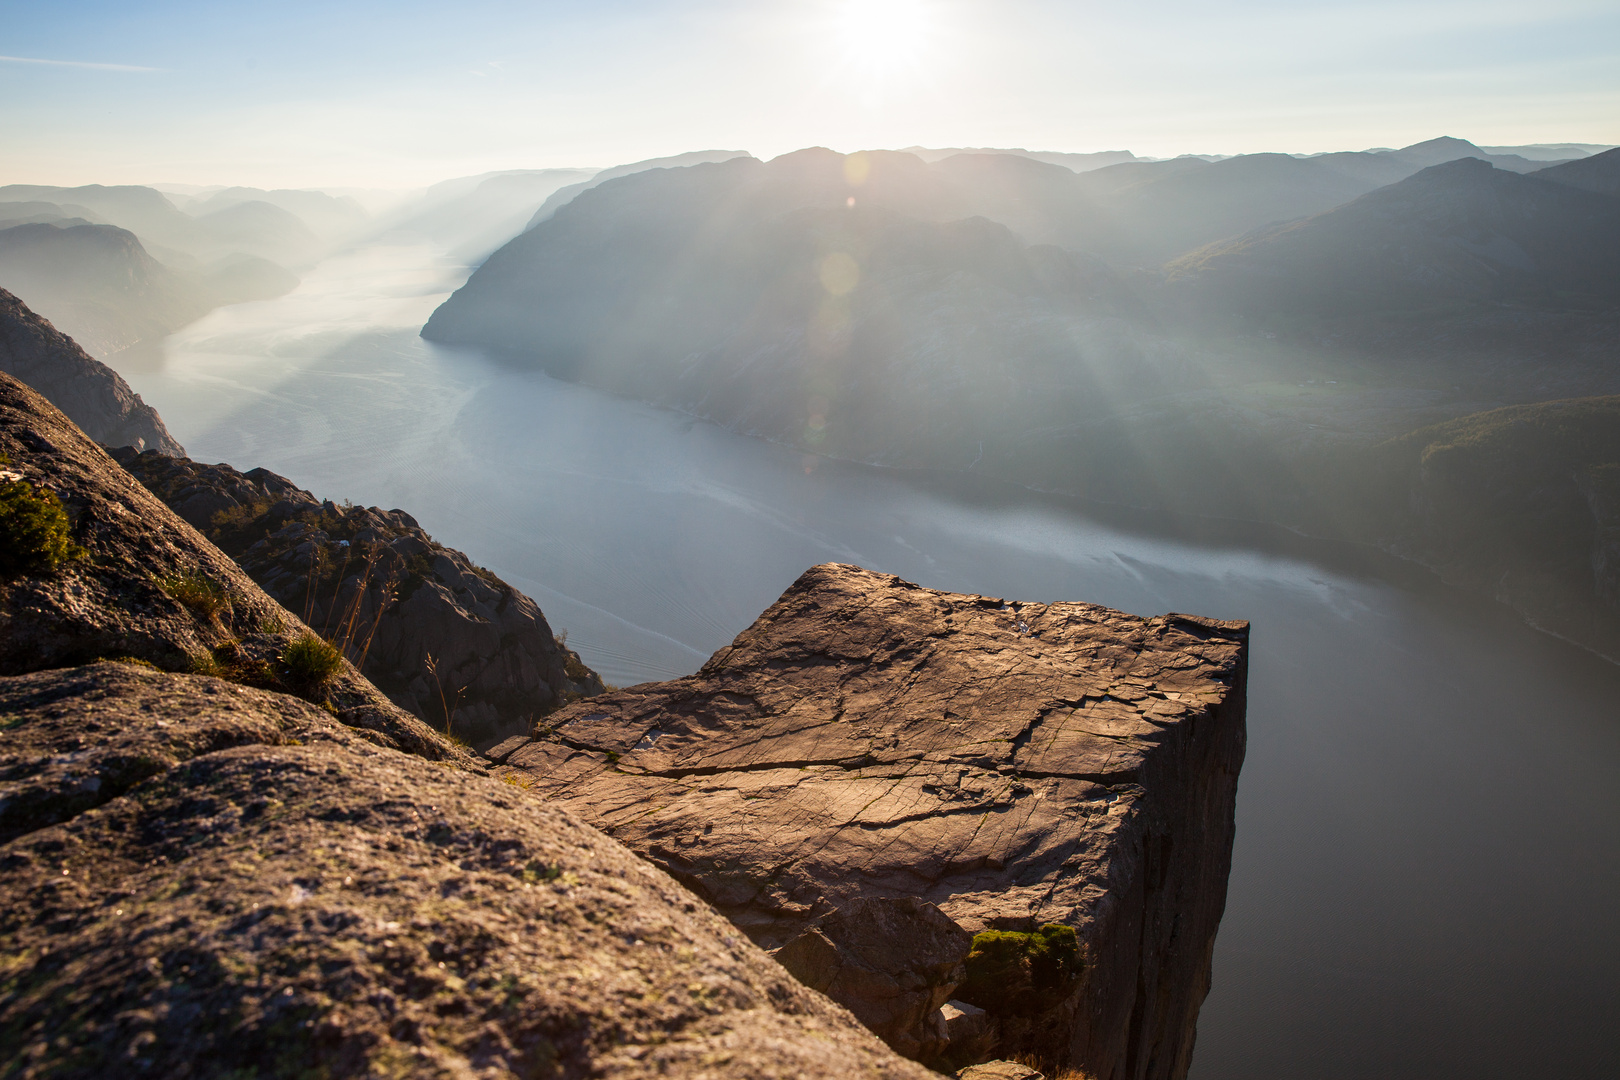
[1166,157,1620,315]
[0,221,295,357]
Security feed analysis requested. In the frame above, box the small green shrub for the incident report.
[281,633,343,689]
[0,472,82,577]
[159,571,230,620]
[105,656,161,672]
[188,651,227,678]
[956,923,1083,1016]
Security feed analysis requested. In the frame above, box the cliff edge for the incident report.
[495,563,1249,1078]
[0,372,935,1079]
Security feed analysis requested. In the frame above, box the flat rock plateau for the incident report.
[495,564,1249,1078]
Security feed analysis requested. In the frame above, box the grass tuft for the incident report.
[159,571,230,621]
[281,633,343,690]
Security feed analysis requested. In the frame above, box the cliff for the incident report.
[0,371,937,1079]
[116,449,605,745]
[493,563,1249,1078]
[0,288,183,455]
[0,371,457,760]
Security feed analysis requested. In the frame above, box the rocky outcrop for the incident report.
[0,287,182,455]
[496,564,1249,1078]
[116,450,605,746]
[0,371,464,764]
[0,369,934,1079]
[0,661,936,1079]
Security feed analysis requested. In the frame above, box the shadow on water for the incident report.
[120,240,1620,1080]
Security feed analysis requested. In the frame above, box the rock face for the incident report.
[0,288,182,455]
[0,371,464,764]
[497,564,1250,1078]
[0,369,933,1079]
[116,449,605,745]
[775,897,972,1061]
[0,662,936,1080]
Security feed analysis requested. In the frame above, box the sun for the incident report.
[833,0,935,82]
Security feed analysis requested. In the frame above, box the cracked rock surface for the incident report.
[499,564,1249,1078]
[0,663,935,1080]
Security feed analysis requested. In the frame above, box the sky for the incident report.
[2,0,1617,189]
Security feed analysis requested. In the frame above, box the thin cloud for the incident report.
[0,55,161,73]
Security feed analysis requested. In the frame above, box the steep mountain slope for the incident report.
[1534,146,1620,197]
[1077,152,1403,265]
[1349,396,1620,655]
[0,370,461,758]
[522,150,753,230]
[0,288,182,454]
[424,149,1154,468]
[1166,158,1620,315]
[0,223,209,356]
[392,168,599,261]
[118,450,606,745]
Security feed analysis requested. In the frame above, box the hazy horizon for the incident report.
[4,0,1617,189]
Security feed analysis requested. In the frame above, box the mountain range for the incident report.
[423,138,1620,658]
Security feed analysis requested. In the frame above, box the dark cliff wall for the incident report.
[0,287,182,455]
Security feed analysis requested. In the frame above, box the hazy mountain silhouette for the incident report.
[390,168,598,261]
[522,151,754,231]
[191,186,368,240]
[425,148,1153,468]
[1165,157,1620,316]
[0,200,104,228]
[0,222,295,356]
[1533,147,1620,198]
[0,182,332,271]
[897,146,1138,172]
[191,199,324,267]
[1378,136,1559,173]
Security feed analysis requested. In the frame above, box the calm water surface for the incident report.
[123,240,1620,1079]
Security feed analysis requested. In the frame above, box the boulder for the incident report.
[116,449,605,745]
[0,662,937,1079]
[0,287,181,455]
[774,896,972,1060]
[939,1000,997,1068]
[498,563,1249,1078]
